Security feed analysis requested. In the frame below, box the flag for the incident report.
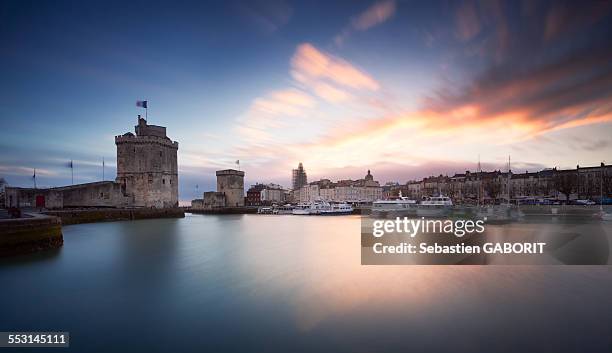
[66,160,73,168]
[32,168,36,179]
[236,160,239,165]
[136,100,148,108]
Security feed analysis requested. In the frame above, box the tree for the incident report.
[553,172,577,201]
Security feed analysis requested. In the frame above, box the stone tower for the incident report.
[115,116,179,208]
[216,169,244,207]
[292,162,307,190]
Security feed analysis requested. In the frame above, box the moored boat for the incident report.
[416,195,453,217]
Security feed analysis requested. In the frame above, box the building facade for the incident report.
[292,162,307,190]
[297,170,382,203]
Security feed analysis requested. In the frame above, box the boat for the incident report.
[372,191,417,217]
[291,200,353,215]
[475,156,520,223]
[320,202,353,215]
[416,195,453,217]
[272,204,294,215]
[257,206,273,214]
[292,203,312,215]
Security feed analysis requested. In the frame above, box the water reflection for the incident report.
[0,214,611,352]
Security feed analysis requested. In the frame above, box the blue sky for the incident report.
[1,0,612,202]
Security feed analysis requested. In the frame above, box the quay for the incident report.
[187,206,257,215]
[0,212,63,257]
[43,208,185,225]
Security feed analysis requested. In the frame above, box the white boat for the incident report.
[291,201,353,215]
[372,191,417,216]
[320,202,353,215]
[292,203,312,215]
[273,204,294,215]
[416,195,453,217]
[257,206,273,214]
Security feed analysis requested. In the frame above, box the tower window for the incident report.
[163,179,166,185]
[160,151,162,157]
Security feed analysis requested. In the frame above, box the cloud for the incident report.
[206,2,612,190]
[352,0,396,30]
[0,165,56,177]
[291,43,380,92]
[455,0,481,41]
[312,82,353,102]
[334,0,396,46]
[236,87,316,144]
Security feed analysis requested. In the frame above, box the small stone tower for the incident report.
[216,169,245,207]
[115,116,179,208]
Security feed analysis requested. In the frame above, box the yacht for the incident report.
[257,206,273,214]
[292,203,312,215]
[320,202,353,215]
[372,191,417,216]
[272,204,294,215]
[416,195,453,217]
[291,201,353,215]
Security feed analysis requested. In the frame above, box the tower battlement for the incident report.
[115,116,179,208]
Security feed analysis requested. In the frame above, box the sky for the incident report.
[1,0,611,203]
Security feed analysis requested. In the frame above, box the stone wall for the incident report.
[200,192,227,208]
[56,182,131,208]
[0,214,63,257]
[216,170,244,207]
[5,187,63,209]
[115,117,179,208]
[4,182,131,209]
[43,208,185,225]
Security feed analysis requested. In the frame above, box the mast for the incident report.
[601,162,604,212]
[477,155,481,207]
[507,155,511,205]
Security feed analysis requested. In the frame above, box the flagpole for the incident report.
[71,160,74,185]
[33,168,37,189]
[103,157,105,181]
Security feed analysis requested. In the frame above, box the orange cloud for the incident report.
[291,43,380,91]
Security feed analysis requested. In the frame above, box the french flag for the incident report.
[136,100,148,108]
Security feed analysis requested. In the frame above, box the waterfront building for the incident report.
[297,171,382,203]
[260,184,287,204]
[403,163,612,203]
[292,163,308,190]
[246,184,266,206]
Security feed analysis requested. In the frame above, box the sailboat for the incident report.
[476,156,520,223]
[597,163,612,221]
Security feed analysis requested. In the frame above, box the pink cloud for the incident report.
[291,43,380,91]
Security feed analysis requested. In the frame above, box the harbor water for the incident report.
[1,213,612,352]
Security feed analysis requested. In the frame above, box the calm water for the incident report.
[1,214,612,352]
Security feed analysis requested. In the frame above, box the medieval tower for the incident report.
[115,116,179,208]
